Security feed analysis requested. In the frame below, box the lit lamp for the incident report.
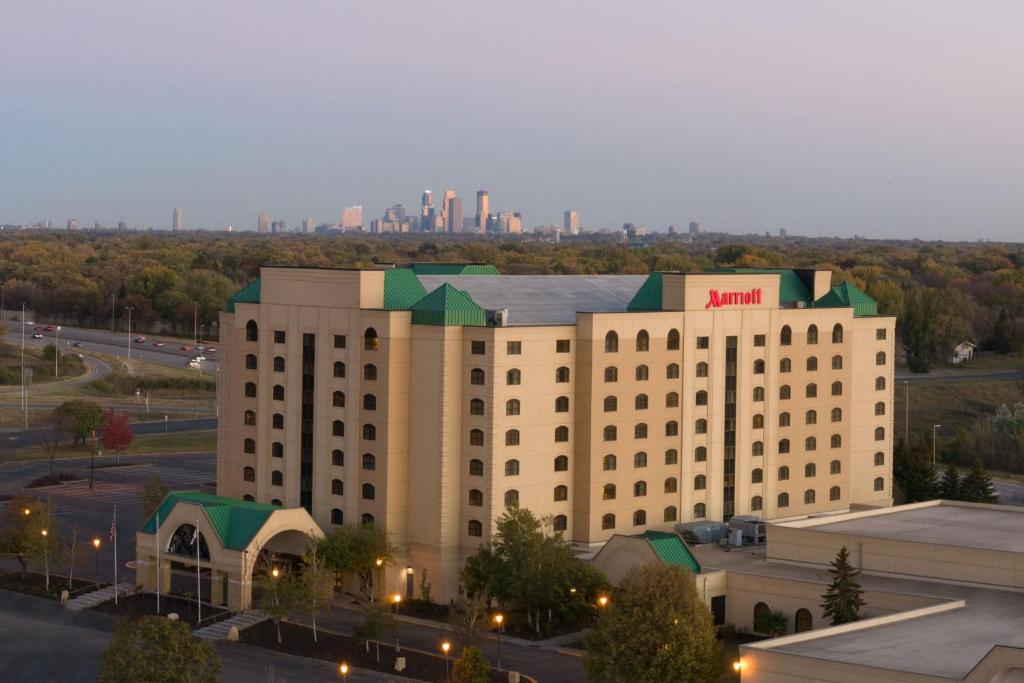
[597,595,609,608]
[392,592,403,652]
[733,660,744,673]
[271,567,280,579]
[23,507,30,516]
[92,538,101,586]
[41,529,49,591]
[441,640,452,682]
[339,662,349,681]
[494,612,505,671]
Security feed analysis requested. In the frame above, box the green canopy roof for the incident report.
[408,263,499,276]
[141,491,278,551]
[225,278,261,313]
[411,283,486,326]
[383,268,428,310]
[627,272,664,312]
[814,281,878,316]
[635,530,701,573]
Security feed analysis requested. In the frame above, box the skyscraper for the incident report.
[67,219,77,230]
[441,189,455,230]
[689,221,701,235]
[258,212,270,233]
[446,196,462,233]
[476,190,489,232]
[341,206,364,231]
[172,207,183,231]
[303,218,315,234]
[563,210,580,235]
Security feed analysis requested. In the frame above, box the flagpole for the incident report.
[196,518,202,625]
[113,505,118,605]
[155,512,161,615]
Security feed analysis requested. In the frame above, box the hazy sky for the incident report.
[3,1,1023,239]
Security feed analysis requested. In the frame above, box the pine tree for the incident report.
[992,307,1015,354]
[938,462,961,500]
[820,546,865,626]
[959,459,999,504]
[893,438,938,503]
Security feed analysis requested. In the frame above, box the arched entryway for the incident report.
[795,608,813,633]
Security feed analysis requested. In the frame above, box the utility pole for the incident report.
[193,301,198,347]
[111,294,116,331]
[904,380,909,444]
[21,302,26,426]
[126,307,134,360]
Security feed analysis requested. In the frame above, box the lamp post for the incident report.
[41,529,49,592]
[932,424,942,467]
[597,595,609,609]
[93,538,101,586]
[493,612,504,671]
[903,380,910,444]
[392,592,402,652]
[54,325,61,377]
[193,301,198,347]
[339,662,349,681]
[125,307,134,360]
[20,302,26,427]
[441,640,451,682]
[111,294,116,331]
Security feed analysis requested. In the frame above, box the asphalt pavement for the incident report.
[0,416,217,451]
[895,369,1022,383]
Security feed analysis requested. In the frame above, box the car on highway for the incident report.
[187,360,201,368]
[152,341,165,347]
[180,345,193,352]
[72,342,84,348]
[134,336,146,343]
[32,333,43,339]
[205,347,216,353]
[44,326,54,332]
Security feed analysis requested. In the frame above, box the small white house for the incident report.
[951,340,977,364]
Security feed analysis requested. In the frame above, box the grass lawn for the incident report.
[1,429,217,462]
[894,378,1024,443]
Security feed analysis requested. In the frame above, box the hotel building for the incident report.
[217,264,894,601]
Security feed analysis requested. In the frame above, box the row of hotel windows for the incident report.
[243,385,367,410]
[242,467,379,500]
[244,355,386,380]
[241,414,378,439]
[244,321,378,352]
[599,323,873,354]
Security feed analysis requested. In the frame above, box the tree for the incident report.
[991,307,1016,354]
[300,535,335,643]
[959,459,999,503]
[763,610,790,637]
[901,287,972,373]
[584,564,720,683]
[99,410,134,461]
[137,475,169,520]
[53,400,103,447]
[820,546,865,626]
[892,437,937,504]
[0,497,58,579]
[938,462,961,500]
[98,616,221,682]
[318,524,395,603]
[353,601,395,663]
[36,409,74,476]
[255,567,302,644]
[451,646,491,683]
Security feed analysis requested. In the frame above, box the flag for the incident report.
[109,513,116,543]
[191,526,198,545]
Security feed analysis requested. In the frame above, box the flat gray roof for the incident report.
[808,504,1024,554]
[416,274,647,325]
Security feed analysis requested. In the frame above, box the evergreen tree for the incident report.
[992,307,1015,354]
[893,438,938,503]
[820,546,865,626]
[959,459,999,503]
[98,617,220,682]
[938,462,961,500]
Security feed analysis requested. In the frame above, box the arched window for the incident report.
[241,494,254,501]
[694,475,706,490]
[876,376,886,390]
[605,331,619,353]
[752,441,764,457]
[505,429,520,446]
[362,424,376,440]
[754,603,772,634]
[832,355,843,370]
[331,508,343,525]
[665,421,679,437]
[634,423,648,439]
[505,459,520,476]
[604,366,618,382]
[273,356,285,372]
[666,363,680,379]
[271,470,283,486]
[832,323,844,343]
[468,520,482,537]
[754,359,765,374]
[363,364,377,381]
[804,383,817,398]
[469,428,484,446]
[830,434,842,448]
[243,466,255,482]
[362,394,376,410]
[553,515,568,532]
[695,419,707,434]
[805,410,817,425]
[272,499,283,507]
[875,401,886,416]
[829,486,840,502]
[696,362,709,378]
[795,608,812,633]
[602,484,616,500]
[603,454,617,471]
[805,463,817,477]
[695,390,708,406]
[244,382,257,398]
[830,460,841,475]
[504,489,519,508]
[332,449,344,466]
[635,365,649,381]
[470,398,485,415]
[831,407,842,423]
[245,354,258,370]
[362,513,375,526]
[666,392,679,408]
[665,449,678,465]
[555,396,569,413]
[604,425,617,441]
[332,361,345,379]
[363,328,379,351]
[664,506,678,522]
[754,386,765,402]
[554,426,569,443]
[779,466,790,480]
[603,396,617,412]
[874,477,885,491]
[805,437,817,452]
[780,325,792,346]
[469,459,484,476]
[554,455,569,472]
[875,427,885,441]
[243,319,260,343]
[601,514,616,530]
[635,394,649,410]
[168,524,210,560]
[876,351,887,366]
[695,446,707,462]
[804,489,816,504]
[244,438,256,454]
[667,329,680,350]
[779,412,791,427]
[332,479,344,495]
[831,381,843,396]
[751,495,763,511]
[752,468,763,484]
[874,452,885,466]
[806,356,818,371]
[633,481,647,497]
[271,442,283,458]
[633,510,647,526]
[332,420,344,437]
[471,368,485,385]
[807,324,818,344]
[506,369,521,386]
[780,358,792,373]
[333,391,345,408]
[779,385,791,400]
[664,477,678,493]
[361,483,375,500]
[272,414,284,429]
[693,503,706,519]
[778,492,790,507]
[636,330,650,352]
[634,451,648,468]
[362,453,376,470]
[506,399,520,416]
[244,410,256,426]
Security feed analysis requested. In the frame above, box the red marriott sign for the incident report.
[706,287,762,309]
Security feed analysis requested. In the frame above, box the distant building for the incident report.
[303,218,315,234]
[462,217,477,231]
[172,207,183,231]
[340,206,363,231]
[271,220,286,234]
[420,191,433,223]
[476,190,489,232]
[779,228,788,237]
[446,196,462,233]
[689,221,701,235]
[258,212,270,233]
[564,210,580,235]
[951,341,977,364]
[494,211,522,234]
[668,225,677,235]
[67,219,78,230]
[117,221,127,231]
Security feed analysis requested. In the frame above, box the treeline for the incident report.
[1,231,1022,364]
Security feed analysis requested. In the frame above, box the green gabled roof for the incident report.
[408,263,500,276]
[636,530,701,573]
[708,268,813,305]
[226,278,261,313]
[411,283,486,326]
[814,281,878,317]
[383,268,428,310]
[627,272,664,311]
[141,491,278,551]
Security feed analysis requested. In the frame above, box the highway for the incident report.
[896,369,1022,383]
[0,416,217,451]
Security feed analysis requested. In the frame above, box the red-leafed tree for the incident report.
[99,410,134,458]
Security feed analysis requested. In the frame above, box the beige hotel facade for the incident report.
[217,264,894,601]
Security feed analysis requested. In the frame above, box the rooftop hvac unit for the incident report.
[488,308,509,327]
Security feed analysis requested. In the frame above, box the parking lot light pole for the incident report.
[125,307,134,360]
[932,424,942,467]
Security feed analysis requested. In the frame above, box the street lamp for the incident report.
[392,592,403,652]
[932,424,942,467]
[271,567,280,579]
[125,307,134,360]
[903,380,910,444]
[23,507,30,517]
[339,662,349,681]
[41,529,49,591]
[493,612,504,671]
[734,660,744,673]
[193,301,198,347]
[93,538,101,587]
[597,595,610,609]
[54,326,61,377]
[441,640,451,682]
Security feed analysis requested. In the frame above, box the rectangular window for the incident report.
[334,334,346,349]
[556,339,571,353]
[274,330,286,344]
[507,341,522,355]
[753,334,766,347]
[471,341,486,355]
[876,328,887,340]
[696,336,709,349]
